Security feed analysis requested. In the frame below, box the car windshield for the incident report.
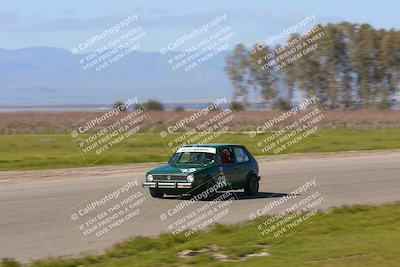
[170,152,216,165]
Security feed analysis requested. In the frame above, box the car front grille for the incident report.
[153,174,187,181]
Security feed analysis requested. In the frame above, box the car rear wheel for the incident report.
[149,189,164,198]
[244,175,259,196]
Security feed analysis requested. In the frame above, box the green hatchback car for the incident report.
[142,144,260,198]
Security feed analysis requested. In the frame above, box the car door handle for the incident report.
[234,165,239,169]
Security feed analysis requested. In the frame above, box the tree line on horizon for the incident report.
[225,22,400,109]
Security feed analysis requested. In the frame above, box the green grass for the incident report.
[1,128,400,171]
[2,203,399,267]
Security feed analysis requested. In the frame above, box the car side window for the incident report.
[220,148,235,165]
[233,147,250,163]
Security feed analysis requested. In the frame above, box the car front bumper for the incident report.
[142,181,193,189]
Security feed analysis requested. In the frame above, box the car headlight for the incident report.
[146,174,153,182]
[186,174,194,183]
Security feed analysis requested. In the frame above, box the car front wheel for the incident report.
[244,175,259,196]
[199,180,217,200]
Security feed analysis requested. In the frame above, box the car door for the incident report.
[232,146,252,187]
[218,146,240,188]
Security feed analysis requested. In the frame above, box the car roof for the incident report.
[182,144,243,148]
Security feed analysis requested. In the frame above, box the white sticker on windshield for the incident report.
[176,147,217,154]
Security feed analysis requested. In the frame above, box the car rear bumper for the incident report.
[142,181,193,189]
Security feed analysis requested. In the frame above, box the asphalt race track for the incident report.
[1,150,399,262]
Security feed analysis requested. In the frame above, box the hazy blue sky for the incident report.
[0,0,398,51]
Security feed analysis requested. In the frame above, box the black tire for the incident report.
[203,180,218,200]
[149,189,164,198]
[244,175,259,196]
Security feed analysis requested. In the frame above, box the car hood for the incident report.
[148,164,208,175]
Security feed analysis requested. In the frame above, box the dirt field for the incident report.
[1,109,400,134]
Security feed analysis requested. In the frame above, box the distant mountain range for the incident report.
[0,47,232,107]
